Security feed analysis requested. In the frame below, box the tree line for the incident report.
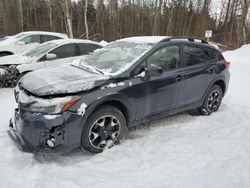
[0,0,249,49]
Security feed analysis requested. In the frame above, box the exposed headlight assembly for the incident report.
[19,88,80,114]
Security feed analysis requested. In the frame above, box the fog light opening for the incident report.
[47,138,55,147]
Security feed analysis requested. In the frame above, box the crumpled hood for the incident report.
[0,54,33,65]
[20,64,110,96]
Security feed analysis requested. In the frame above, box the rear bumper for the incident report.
[8,108,88,154]
[224,70,230,95]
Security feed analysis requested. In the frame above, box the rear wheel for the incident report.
[199,84,223,115]
[81,105,127,153]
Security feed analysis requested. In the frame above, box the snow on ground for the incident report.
[0,45,250,188]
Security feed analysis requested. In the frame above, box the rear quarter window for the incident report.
[207,48,218,61]
[206,48,224,61]
[49,44,76,59]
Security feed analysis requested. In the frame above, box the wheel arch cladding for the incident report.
[214,80,226,95]
[100,100,130,123]
[86,98,130,126]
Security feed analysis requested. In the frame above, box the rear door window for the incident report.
[20,35,40,44]
[146,45,180,71]
[49,44,76,59]
[207,48,219,61]
[183,44,206,66]
[40,35,61,43]
[79,43,102,55]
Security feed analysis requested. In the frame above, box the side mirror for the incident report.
[16,41,25,46]
[46,53,57,60]
[144,64,163,80]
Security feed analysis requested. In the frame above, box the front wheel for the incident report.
[199,84,223,115]
[81,105,127,153]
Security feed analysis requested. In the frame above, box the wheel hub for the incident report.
[89,115,121,150]
[207,90,221,112]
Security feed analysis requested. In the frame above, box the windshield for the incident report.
[13,33,27,39]
[25,42,58,57]
[79,42,151,74]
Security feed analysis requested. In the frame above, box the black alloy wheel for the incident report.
[81,105,127,153]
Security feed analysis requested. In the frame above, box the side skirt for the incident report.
[129,101,202,127]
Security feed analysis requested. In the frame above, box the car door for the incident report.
[128,44,185,119]
[42,43,78,68]
[178,44,217,106]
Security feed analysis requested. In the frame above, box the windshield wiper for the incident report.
[71,63,104,75]
[80,64,104,75]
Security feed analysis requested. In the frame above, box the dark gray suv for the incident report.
[8,36,230,154]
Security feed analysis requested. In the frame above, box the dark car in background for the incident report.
[8,36,230,154]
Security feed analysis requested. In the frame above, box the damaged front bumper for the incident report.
[8,108,87,154]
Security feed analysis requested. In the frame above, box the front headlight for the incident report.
[18,88,80,114]
[28,97,80,114]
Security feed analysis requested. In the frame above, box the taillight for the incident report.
[224,61,230,69]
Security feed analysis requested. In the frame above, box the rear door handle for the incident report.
[207,68,216,74]
[175,75,184,82]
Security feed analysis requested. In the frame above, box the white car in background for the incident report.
[0,31,68,57]
[0,39,102,86]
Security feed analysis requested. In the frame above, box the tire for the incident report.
[199,84,223,115]
[81,105,127,153]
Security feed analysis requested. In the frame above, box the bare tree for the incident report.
[65,0,73,38]
[84,0,89,39]
[239,0,250,44]
[18,0,24,31]
[0,0,249,49]
[47,0,53,31]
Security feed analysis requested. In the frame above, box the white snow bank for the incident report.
[0,68,7,76]
[118,36,168,44]
[77,103,87,116]
[99,40,109,46]
[101,82,125,89]
[223,44,250,64]
[0,45,250,187]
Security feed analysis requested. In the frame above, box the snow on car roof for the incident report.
[16,31,68,38]
[118,36,169,44]
[47,39,102,46]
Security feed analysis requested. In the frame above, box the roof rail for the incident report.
[160,37,208,44]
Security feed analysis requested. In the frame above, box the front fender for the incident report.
[85,92,131,116]
[71,91,132,122]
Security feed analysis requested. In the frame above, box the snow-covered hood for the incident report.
[20,65,110,96]
[0,54,33,66]
[0,36,16,46]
